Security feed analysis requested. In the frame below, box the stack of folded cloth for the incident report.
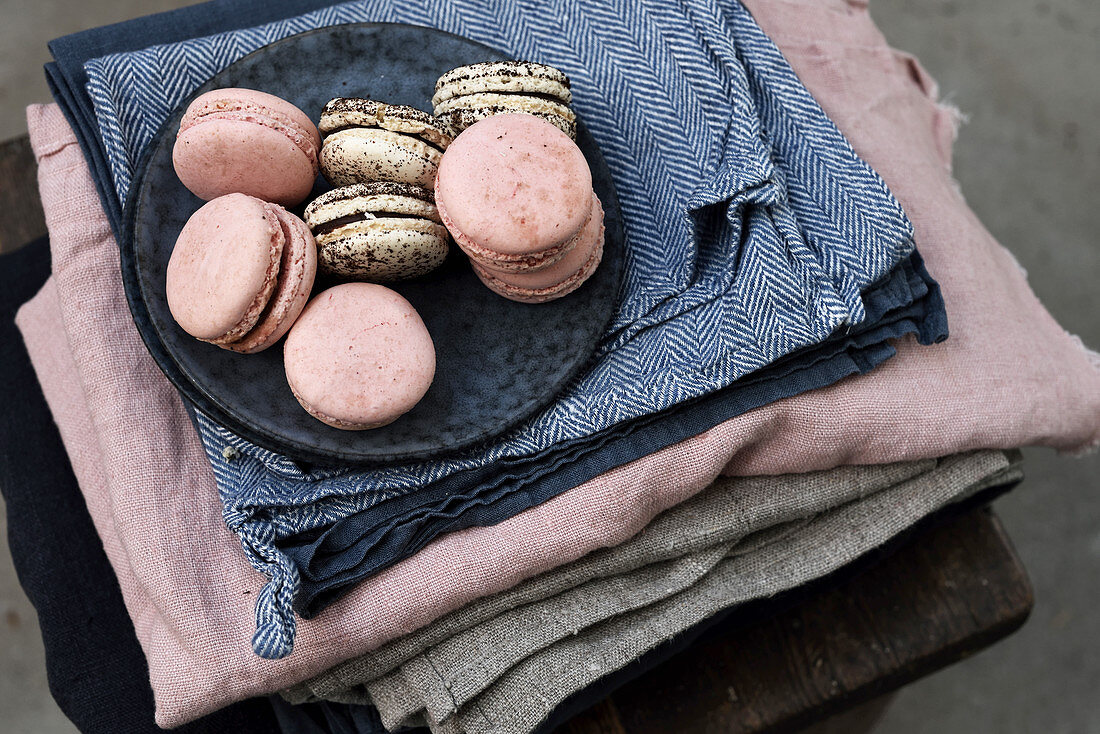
[3,0,1099,732]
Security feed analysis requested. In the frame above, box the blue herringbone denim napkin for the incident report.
[81,0,934,659]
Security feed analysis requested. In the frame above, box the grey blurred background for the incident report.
[1,1,1098,732]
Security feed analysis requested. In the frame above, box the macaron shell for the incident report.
[320,128,442,189]
[173,89,320,207]
[166,193,283,342]
[433,92,575,125]
[474,194,605,303]
[185,89,320,148]
[437,188,574,273]
[181,88,321,157]
[434,114,592,259]
[225,208,318,354]
[283,283,436,430]
[316,218,450,281]
[174,121,319,206]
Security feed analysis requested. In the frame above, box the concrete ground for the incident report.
[1,1,1097,732]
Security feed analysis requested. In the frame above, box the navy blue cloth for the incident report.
[0,239,282,734]
[51,0,947,658]
[287,250,945,614]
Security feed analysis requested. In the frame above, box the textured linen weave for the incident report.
[363,453,1020,734]
[85,0,923,658]
[283,454,1019,715]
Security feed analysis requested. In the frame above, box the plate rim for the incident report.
[119,21,626,466]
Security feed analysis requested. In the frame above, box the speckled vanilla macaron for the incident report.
[283,283,435,430]
[433,61,576,139]
[303,182,450,282]
[318,98,452,189]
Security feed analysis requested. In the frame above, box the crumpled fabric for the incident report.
[84,0,925,658]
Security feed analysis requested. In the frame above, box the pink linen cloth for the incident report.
[16,0,1100,727]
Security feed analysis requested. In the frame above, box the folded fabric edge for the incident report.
[532,455,1025,734]
[283,449,1013,713]
[384,450,1018,734]
[285,459,937,705]
[42,66,124,237]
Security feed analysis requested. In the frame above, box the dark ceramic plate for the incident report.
[120,23,625,466]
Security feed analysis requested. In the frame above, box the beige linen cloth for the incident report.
[287,452,1021,734]
[15,0,1100,727]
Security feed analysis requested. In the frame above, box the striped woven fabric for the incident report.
[86,0,918,659]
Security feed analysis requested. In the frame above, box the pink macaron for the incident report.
[435,113,593,273]
[473,193,605,303]
[283,283,436,430]
[166,193,317,353]
[173,88,321,207]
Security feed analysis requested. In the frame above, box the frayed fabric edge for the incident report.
[1060,331,1100,457]
[1065,436,1100,458]
[1067,331,1100,373]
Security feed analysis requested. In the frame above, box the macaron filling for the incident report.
[433,92,575,122]
[322,126,448,153]
[306,181,440,209]
[311,211,428,236]
[437,108,577,140]
[319,98,453,150]
[306,184,443,232]
[434,90,573,109]
[433,78,572,106]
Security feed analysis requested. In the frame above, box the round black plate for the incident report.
[120,23,625,466]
